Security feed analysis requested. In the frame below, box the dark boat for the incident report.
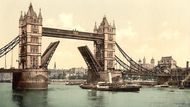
[80,82,141,92]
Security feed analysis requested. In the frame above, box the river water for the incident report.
[0,83,190,107]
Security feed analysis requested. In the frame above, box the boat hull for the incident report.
[80,84,141,92]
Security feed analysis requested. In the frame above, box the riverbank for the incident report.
[50,79,86,85]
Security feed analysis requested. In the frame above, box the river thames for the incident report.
[0,83,190,107]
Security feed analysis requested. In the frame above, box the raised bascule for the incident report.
[0,4,190,90]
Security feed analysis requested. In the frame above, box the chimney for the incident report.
[186,61,189,68]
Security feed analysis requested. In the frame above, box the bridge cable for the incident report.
[0,36,20,58]
[115,55,139,72]
[115,42,151,73]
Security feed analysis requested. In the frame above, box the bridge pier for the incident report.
[98,71,123,83]
[157,76,170,85]
[86,69,99,83]
[12,69,48,90]
[87,69,123,83]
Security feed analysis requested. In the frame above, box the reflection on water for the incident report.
[87,90,105,107]
[12,90,48,107]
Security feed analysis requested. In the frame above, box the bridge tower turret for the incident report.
[92,16,123,83]
[94,16,116,71]
[151,57,155,66]
[19,3,42,69]
[143,57,146,64]
[13,3,48,90]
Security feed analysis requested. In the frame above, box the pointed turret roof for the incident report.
[38,8,42,19]
[113,20,116,29]
[151,57,155,62]
[94,22,97,31]
[143,57,146,64]
[100,16,109,27]
[27,3,37,18]
[19,11,23,21]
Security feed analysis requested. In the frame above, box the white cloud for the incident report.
[44,13,85,31]
[135,44,157,54]
[44,18,57,28]
[75,25,85,31]
[55,51,64,56]
[159,29,180,40]
[59,13,73,29]
[159,21,180,40]
[161,21,169,27]
[117,23,137,39]
[116,22,138,49]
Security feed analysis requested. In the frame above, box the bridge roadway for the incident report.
[42,27,104,41]
[0,69,21,73]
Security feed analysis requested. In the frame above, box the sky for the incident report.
[0,0,190,69]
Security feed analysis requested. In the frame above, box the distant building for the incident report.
[138,57,155,70]
[48,69,66,79]
[158,56,177,69]
[70,67,87,74]
[130,57,155,71]
[48,67,87,79]
[68,67,87,79]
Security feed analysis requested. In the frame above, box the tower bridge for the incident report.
[0,3,190,90]
[0,3,119,90]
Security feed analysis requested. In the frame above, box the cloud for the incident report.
[117,22,137,40]
[59,13,73,29]
[44,18,57,28]
[135,44,157,54]
[159,21,180,40]
[161,21,169,27]
[55,51,64,56]
[44,13,85,31]
[115,21,184,65]
[116,21,138,51]
[159,29,180,40]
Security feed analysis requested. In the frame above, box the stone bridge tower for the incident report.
[93,17,122,83]
[13,3,48,90]
[94,16,116,71]
[19,3,42,69]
